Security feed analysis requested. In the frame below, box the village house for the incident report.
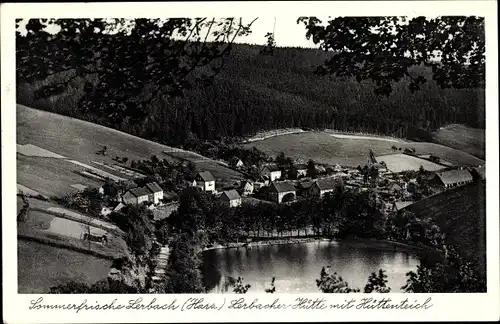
[391,200,414,213]
[122,186,150,205]
[309,178,341,198]
[429,168,473,190]
[220,189,242,208]
[240,180,254,196]
[100,201,124,217]
[260,165,282,182]
[145,182,164,205]
[268,181,296,204]
[193,171,216,193]
[295,164,308,178]
[230,157,245,169]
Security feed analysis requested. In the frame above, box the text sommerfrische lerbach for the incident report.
[28,296,433,313]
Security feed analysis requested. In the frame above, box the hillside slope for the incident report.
[404,181,486,276]
[18,44,485,148]
[433,124,486,159]
[17,104,244,197]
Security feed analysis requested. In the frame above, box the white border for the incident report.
[2,1,499,323]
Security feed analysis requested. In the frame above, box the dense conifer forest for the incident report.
[17,43,485,148]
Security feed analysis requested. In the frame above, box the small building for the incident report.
[241,181,254,196]
[429,168,473,190]
[309,178,341,198]
[315,165,327,174]
[230,157,244,169]
[194,171,216,193]
[268,181,296,204]
[220,189,242,208]
[260,165,282,182]
[389,183,403,195]
[391,200,414,213]
[295,164,308,178]
[122,187,150,205]
[145,182,164,205]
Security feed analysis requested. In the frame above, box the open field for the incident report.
[244,131,483,168]
[17,104,244,192]
[243,131,404,167]
[433,124,485,160]
[18,240,113,293]
[405,181,486,276]
[17,154,103,197]
[376,154,447,172]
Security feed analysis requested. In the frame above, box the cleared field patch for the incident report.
[329,133,400,143]
[244,131,404,167]
[17,154,103,197]
[66,160,127,182]
[18,240,112,293]
[433,124,485,159]
[400,142,484,166]
[17,144,66,159]
[376,154,447,172]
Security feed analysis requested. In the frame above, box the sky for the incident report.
[16,17,320,48]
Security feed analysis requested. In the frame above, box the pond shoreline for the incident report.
[203,236,439,255]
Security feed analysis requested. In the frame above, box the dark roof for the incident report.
[145,182,163,193]
[295,164,307,170]
[314,178,340,191]
[128,187,150,197]
[435,169,473,185]
[390,183,403,191]
[220,189,241,201]
[270,181,296,193]
[197,171,215,182]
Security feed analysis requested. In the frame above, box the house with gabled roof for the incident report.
[194,171,216,193]
[295,164,308,178]
[430,168,473,190]
[241,180,254,196]
[122,186,150,205]
[268,181,296,203]
[260,164,282,182]
[220,189,242,208]
[309,178,341,198]
[145,182,164,204]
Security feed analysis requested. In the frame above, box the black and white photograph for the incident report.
[2,1,499,322]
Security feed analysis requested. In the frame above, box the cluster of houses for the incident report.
[97,151,486,218]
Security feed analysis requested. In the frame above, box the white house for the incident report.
[309,178,340,198]
[230,157,244,169]
[260,165,282,182]
[122,187,150,205]
[269,181,296,204]
[295,164,308,178]
[241,181,254,196]
[145,182,164,204]
[220,189,242,208]
[194,171,216,193]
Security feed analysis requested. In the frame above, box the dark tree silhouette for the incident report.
[16,18,257,123]
[296,16,485,95]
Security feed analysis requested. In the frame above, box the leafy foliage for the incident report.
[363,269,391,293]
[17,18,257,124]
[233,277,251,294]
[316,266,360,293]
[297,16,485,95]
[402,245,486,292]
[50,278,139,293]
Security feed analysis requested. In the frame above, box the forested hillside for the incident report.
[17,43,485,148]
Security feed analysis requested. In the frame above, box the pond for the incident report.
[202,240,421,293]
